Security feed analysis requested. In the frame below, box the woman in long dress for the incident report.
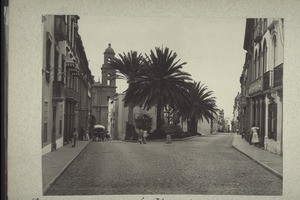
[251,127,259,146]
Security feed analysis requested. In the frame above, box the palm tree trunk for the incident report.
[156,101,163,130]
[189,116,197,133]
[128,105,134,125]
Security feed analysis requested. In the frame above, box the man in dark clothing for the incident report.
[72,128,78,147]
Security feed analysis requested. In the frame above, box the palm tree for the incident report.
[109,51,145,139]
[135,114,153,132]
[179,81,218,133]
[124,47,192,135]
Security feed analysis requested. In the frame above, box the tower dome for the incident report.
[104,43,115,54]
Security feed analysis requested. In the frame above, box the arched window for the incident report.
[259,45,262,77]
[248,55,252,83]
[264,18,267,32]
[45,38,51,84]
[254,50,258,80]
[273,36,277,68]
[259,19,262,32]
[263,39,267,73]
[107,73,111,85]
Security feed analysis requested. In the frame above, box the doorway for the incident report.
[51,106,57,151]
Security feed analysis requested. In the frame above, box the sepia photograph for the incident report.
[41,15,283,196]
[6,1,300,200]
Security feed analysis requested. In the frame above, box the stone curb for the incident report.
[172,135,201,141]
[232,144,283,179]
[43,141,91,195]
[123,134,201,143]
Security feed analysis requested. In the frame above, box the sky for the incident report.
[78,16,246,119]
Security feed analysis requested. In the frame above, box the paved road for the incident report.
[46,133,282,195]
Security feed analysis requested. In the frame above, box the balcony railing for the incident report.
[55,16,67,41]
[274,64,283,88]
[65,87,79,102]
[263,70,274,90]
[248,76,263,96]
[52,81,65,101]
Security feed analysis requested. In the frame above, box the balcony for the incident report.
[248,76,263,96]
[55,16,67,41]
[52,81,65,102]
[274,64,283,88]
[263,70,273,90]
[65,88,79,102]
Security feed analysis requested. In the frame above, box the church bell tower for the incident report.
[101,43,116,86]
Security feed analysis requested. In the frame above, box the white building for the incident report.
[240,18,283,155]
[108,93,157,140]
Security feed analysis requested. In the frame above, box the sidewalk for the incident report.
[42,140,90,194]
[232,133,282,179]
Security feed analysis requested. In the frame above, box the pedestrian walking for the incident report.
[72,128,78,147]
[241,128,245,139]
[142,130,148,144]
[250,125,259,146]
[85,129,90,141]
[138,129,143,144]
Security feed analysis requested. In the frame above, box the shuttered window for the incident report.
[268,103,277,140]
[43,123,48,143]
[45,38,51,83]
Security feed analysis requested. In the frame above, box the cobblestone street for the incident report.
[46,133,282,195]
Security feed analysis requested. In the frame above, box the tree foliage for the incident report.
[124,47,192,131]
[109,51,146,139]
[179,81,218,132]
[109,51,146,82]
[135,114,153,132]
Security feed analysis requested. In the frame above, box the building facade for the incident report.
[91,44,117,129]
[239,18,283,155]
[108,93,157,140]
[232,92,241,133]
[42,15,94,155]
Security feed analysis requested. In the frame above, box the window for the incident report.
[263,40,267,73]
[107,73,111,85]
[248,55,252,82]
[43,123,48,143]
[42,102,48,143]
[273,36,277,68]
[264,18,267,32]
[254,50,258,80]
[71,19,74,47]
[59,120,62,136]
[268,103,277,140]
[71,74,74,89]
[253,102,256,123]
[67,16,70,41]
[256,50,259,78]
[45,38,51,83]
[259,45,262,77]
[54,50,59,81]
[61,58,65,83]
[259,19,262,32]
[66,70,69,87]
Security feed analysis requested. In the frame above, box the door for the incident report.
[52,106,57,151]
[260,101,265,147]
